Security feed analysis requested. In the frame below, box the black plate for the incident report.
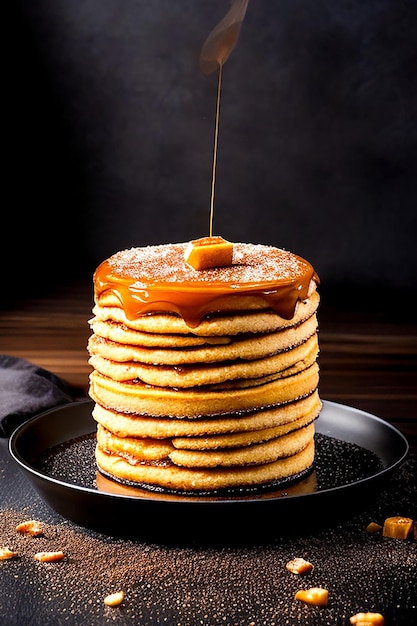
[9,400,408,544]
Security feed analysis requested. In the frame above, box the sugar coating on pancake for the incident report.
[94,242,319,326]
[88,240,321,494]
[98,242,314,288]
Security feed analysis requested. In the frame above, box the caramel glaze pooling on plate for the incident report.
[94,242,319,328]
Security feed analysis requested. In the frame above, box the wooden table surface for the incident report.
[1,280,416,444]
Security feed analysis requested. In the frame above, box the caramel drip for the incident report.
[94,244,319,328]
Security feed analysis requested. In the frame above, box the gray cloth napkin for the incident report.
[0,355,76,437]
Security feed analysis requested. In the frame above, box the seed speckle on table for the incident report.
[1,441,416,625]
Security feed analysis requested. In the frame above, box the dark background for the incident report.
[5,0,417,304]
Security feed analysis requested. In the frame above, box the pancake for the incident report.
[88,333,319,387]
[96,422,315,466]
[90,290,320,338]
[89,362,319,417]
[171,412,316,450]
[87,312,318,363]
[88,239,321,494]
[92,390,322,438]
[95,439,315,493]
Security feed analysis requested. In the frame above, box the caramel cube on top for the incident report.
[184,236,233,270]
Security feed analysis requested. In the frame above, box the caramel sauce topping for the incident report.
[94,242,319,328]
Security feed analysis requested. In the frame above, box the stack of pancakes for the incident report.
[88,241,321,494]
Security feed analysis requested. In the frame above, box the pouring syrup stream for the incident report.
[200,0,250,237]
[209,63,223,237]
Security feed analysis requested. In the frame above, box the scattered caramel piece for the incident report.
[34,551,65,563]
[184,236,233,270]
[286,557,314,574]
[104,591,125,607]
[350,611,384,625]
[382,516,414,540]
[366,522,382,534]
[0,547,18,560]
[15,520,44,537]
[294,587,328,607]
